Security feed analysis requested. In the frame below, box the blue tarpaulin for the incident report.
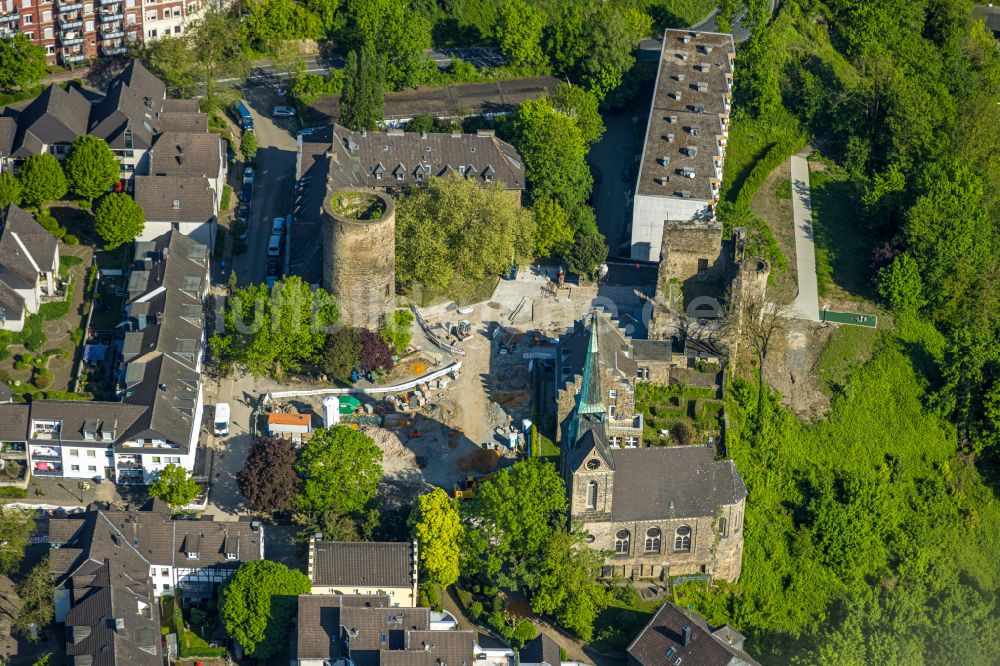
[83,344,107,362]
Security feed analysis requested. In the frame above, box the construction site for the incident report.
[256,267,598,506]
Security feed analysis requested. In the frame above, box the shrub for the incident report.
[512,619,537,648]
[34,369,52,389]
[468,601,484,621]
[70,329,84,346]
[0,487,26,498]
[454,587,473,609]
[221,184,232,210]
[63,234,80,245]
[0,349,9,361]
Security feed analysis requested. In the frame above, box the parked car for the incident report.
[240,182,253,202]
[265,276,278,289]
[267,233,282,257]
[243,166,255,185]
[272,105,296,117]
[266,260,279,277]
[271,217,285,235]
[213,403,230,437]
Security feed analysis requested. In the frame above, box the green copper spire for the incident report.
[576,313,605,416]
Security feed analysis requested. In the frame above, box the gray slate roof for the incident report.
[626,601,758,666]
[312,540,416,588]
[519,633,562,666]
[11,85,91,156]
[0,117,16,156]
[0,402,29,440]
[611,446,746,521]
[0,204,58,282]
[133,175,215,223]
[329,124,524,191]
[64,560,161,666]
[49,504,263,576]
[148,131,222,179]
[88,82,159,150]
[296,594,473,666]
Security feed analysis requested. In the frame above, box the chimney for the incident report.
[411,539,419,604]
[172,199,180,209]
[307,534,319,583]
[681,625,692,647]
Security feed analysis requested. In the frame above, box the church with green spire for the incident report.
[552,311,748,583]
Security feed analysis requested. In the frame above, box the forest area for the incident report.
[657,0,1000,663]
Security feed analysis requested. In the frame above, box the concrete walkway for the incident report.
[790,155,820,321]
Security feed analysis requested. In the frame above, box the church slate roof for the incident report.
[610,446,746,521]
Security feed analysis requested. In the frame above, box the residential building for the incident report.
[518,634,562,666]
[0,61,211,184]
[630,30,735,263]
[0,204,60,331]
[141,0,205,41]
[627,601,758,666]
[295,594,477,666]
[2,84,91,164]
[133,175,217,249]
[63,560,162,666]
[147,130,226,203]
[87,59,167,176]
[327,124,525,204]
[0,231,208,484]
[308,539,419,607]
[974,4,1000,37]
[0,0,209,67]
[554,312,746,583]
[49,502,264,608]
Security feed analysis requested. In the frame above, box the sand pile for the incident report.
[362,427,410,458]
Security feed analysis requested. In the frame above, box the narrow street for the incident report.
[790,154,819,321]
[230,85,299,287]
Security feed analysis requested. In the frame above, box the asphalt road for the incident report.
[231,85,299,288]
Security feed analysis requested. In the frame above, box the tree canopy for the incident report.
[219,560,311,659]
[17,154,67,207]
[0,506,35,574]
[0,172,22,208]
[14,557,54,641]
[295,426,383,518]
[395,176,534,292]
[148,464,200,509]
[237,436,299,515]
[340,43,385,131]
[64,136,121,201]
[409,488,464,588]
[94,192,145,249]
[0,35,47,92]
[211,276,339,378]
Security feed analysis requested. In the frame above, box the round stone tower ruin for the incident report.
[322,188,396,330]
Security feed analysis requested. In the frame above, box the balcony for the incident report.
[58,14,83,27]
[100,6,123,20]
[33,462,63,476]
[61,35,84,45]
[30,447,61,460]
[62,51,86,63]
[57,1,83,12]
[116,459,142,469]
[0,12,18,23]
[99,0,118,5]
[101,27,124,38]
[103,45,126,55]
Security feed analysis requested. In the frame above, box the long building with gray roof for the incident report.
[0,231,208,485]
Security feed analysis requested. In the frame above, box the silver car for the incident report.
[272,105,296,117]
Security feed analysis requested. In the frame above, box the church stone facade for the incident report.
[555,313,746,583]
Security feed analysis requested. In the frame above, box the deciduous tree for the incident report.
[94,192,144,249]
[149,464,200,509]
[357,327,393,374]
[876,253,925,314]
[379,310,413,355]
[295,426,383,518]
[17,154,67,207]
[496,0,547,70]
[14,557,54,640]
[0,506,34,574]
[211,276,339,377]
[563,230,607,279]
[512,98,592,214]
[322,326,361,381]
[531,198,574,258]
[0,35,47,92]
[409,488,464,587]
[523,530,606,641]
[219,561,310,659]
[395,177,534,292]
[237,437,299,514]
[142,36,198,96]
[188,8,250,105]
[64,136,120,201]
[241,131,258,159]
[550,83,605,145]
[344,0,431,88]
[0,172,22,207]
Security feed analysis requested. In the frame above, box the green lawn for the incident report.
[639,0,718,27]
[814,325,882,395]
[809,166,873,301]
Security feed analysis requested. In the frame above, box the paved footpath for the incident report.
[790,155,820,321]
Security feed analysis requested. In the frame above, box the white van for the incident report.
[214,403,231,436]
[267,233,282,257]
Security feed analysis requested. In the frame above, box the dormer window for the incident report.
[82,419,99,441]
[225,551,237,561]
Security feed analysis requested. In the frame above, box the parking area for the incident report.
[589,110,649,258]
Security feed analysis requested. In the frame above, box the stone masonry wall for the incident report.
[659,219,725,284]
[322,190,396,330]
